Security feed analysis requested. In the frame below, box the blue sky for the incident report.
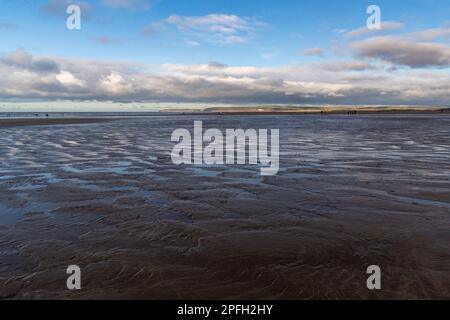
[1,0,450,107]
[1,0,449,65]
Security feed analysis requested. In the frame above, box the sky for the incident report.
[1,0,450,109]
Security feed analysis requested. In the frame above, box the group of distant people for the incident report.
[319,110,358,115]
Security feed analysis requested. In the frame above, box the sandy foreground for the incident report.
[0,114,449,299]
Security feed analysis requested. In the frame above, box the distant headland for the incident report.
[159,105,450,115]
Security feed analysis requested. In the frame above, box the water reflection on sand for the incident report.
[0,114,449,299]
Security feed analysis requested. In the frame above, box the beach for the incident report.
[0,113,449,299]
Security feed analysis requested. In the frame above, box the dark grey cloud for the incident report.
[1,50,60,73]
[208,61,228,69]
[30,59,61,73]
[351,36,450,68]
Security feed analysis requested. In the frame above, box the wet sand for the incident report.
[0,114,449,299]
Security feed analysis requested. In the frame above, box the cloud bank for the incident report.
[1,49,450,106]
[3,6,450,107]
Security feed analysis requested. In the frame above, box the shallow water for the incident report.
[0,114,449,299]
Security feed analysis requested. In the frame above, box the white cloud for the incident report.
[184,40,201,46]
[99,72,133,94]
[303,47,324,57]
[411,28,450,41]
[166,14,253,33]
[56,71,85,87]
[150,14,267,45]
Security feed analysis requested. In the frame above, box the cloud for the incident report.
[351,36,450,68]
[91,36,124,45]
[412,28,450,41]
[148,14,267,45]
[5,49,32,66]
[2,49,450,105]
[30,59,61,73]
[1,49,60,73]
[184,40,200,46]
[100,0,152,10]
[208,61,228,69]
[318,61,376,72]
[303,47,324,57]
[346,21,404,38]
[56,71,85,86]
[333,29,347,35]
[166,14,251,32]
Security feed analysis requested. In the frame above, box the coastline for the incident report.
[1,110,450,128]
[166,109,450,116]
[160,106,450,116]
[0,118,117,128]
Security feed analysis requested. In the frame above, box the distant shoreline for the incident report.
[1,109,450,128]
[159,106,450,115]
[162,109,450,116]
[0,118,115,128]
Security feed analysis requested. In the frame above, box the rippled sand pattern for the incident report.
[0,115,449,299]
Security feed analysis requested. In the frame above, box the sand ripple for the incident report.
[0,114,449,299]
